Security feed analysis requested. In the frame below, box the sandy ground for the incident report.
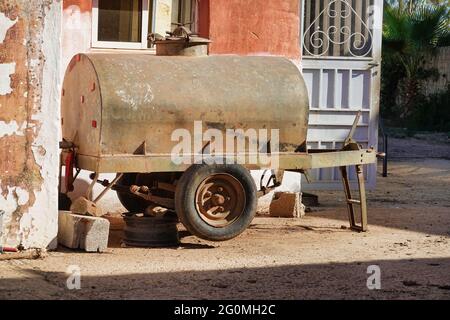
[1,137,449,300]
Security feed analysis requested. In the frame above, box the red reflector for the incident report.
[92,120,97,128]
[65,151,75,192]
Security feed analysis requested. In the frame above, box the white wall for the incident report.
[25,1,62,249]
[0,1,62,249]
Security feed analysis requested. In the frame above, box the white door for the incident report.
[301,0,383,190]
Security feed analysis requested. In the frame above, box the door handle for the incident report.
[367,62,379,69]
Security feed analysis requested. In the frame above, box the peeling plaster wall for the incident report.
[0,0,61,249]
[0,62,15,95]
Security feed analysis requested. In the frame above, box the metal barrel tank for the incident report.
[61,44,309,172]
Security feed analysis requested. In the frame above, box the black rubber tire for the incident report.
[175,164,257,241]
[116,173,152,213]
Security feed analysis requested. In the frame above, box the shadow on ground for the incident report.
[1,258,449,300]
[305,206,450,237]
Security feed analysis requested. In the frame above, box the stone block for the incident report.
[58,211,109,252]
[70,197,103,217]
[269,192,305,218]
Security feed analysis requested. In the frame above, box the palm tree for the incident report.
[383,0,449,117]
[387,0,450,13]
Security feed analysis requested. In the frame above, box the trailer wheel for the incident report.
[175,164,257,241]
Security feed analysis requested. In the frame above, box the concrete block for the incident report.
[58,211,110,252]
[269,192,305,218]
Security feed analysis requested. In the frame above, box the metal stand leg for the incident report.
[340,166,355,228]
[340,165,368,232]
[383,135,388,177]
[356,165,368,231]
[93,173,123,204]
[86,172,99,201]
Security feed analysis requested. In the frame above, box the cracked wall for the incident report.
[0,0,61,249]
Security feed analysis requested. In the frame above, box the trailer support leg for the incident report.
[93,173,123,204]
[340,165,368,232]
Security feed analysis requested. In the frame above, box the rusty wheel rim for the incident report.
[195,174,246,227]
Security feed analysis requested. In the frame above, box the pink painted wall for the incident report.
[199,0,301,59]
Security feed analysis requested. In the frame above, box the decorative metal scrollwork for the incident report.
[303,0,373,57]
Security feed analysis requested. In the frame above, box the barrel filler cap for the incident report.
[150,26,211,57]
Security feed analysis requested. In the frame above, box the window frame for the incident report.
[172,0,197,32]
[92,0,152,50]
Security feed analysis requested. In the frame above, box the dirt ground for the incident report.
[1,137,449,300]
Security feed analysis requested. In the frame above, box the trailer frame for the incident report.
[60,112,380,233]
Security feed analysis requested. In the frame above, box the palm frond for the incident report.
[383,1,450,75]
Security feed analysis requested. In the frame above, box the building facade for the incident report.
[0,0,383,249]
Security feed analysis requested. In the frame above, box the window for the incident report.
[171,0,197,32]
[92,0,197,50]
[92,0,150,49]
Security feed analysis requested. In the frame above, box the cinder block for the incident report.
[58,211,110,252]
[269,192,305,218]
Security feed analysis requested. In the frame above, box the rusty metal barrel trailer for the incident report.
[60,33,377,242]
